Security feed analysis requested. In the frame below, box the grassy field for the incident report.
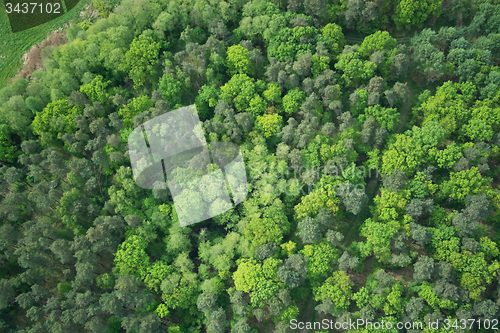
[0,0,90,88]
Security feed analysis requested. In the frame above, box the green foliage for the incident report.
[429,142,463,169]
[384,283,404,315]
[418,81,477,134]
[311,54,330,77]
[233,258,282,306]
[300,241,338,285]
[282,88,306,115]
[161,254,200,310]
[121,35,161,89]
[118,96,154,128]
[419,282,458,310]
[159,72,183,107]
[220,74,258,113]
[321,23,345,58]
[359,218,400,262]
[57,282,72,294]
[263,83,281,106]
[294,177,341,220]
[243,196,290,250]
[358,31,397,58]
[80,74,110,104]
[268,26,319,61]
[114,234,150,279]
[480,237,500,259]
[96,273,115,290]
[155,303,169,318]
[277,305,299,322]
[0,124,18,162]
[256,113,283,138]
[93,0,112,18]
[352,287,370,308]
[335,52,376,87]
[394,0,443,30]
[351,89,368,116]
[360,105,399,132]
[227,44,253,76]
[144,261,173,293]
[314,271,352,311]
[195,85,219,120]
[460,272,486,302]
[248,95,267,117]
[462,99,500,141]
[32,99,82,137]
[381,134,425,176]
[440,167,492,202]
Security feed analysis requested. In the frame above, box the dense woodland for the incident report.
[1,0,500,332]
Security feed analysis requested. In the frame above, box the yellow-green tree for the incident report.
[118,96,154,128]
[321,23,345,58]
[114,234,150,279]
[314,271,353,310]
[32,99,82,137]
[381,134,425,176]
[294,176,341,220]
[393,0,443,30]
[93,0,112,18]
[121,35,160,88]
[220,74,258,112]
[440,167,492,202]
[358,31,397,58]
[256,113,283,138]
[80,75,110,104]
[227,44,253,76]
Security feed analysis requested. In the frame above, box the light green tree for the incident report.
[32,99,82,137]
[300,241,338,285]
[358,31,397,58]
[159,72,183,107]
[440,167,492,202]
[114,234,150,279]
[118,96,154,127]
[256,113,283,138]
[282,88,306,115]
[227,44,253,76]
[360,105,399,132]
[243,196,290,250]
[381,134,425,176]
[79,75,110,104]
[263,83,281,106]
[335,52,376,87]
[393,0,443,30]
[314,271,353,310]
[321,23,345,57]
[220,74,258,112]
[359,218,400,263]
[121,35,161,88]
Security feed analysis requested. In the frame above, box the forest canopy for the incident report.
[1,0,500,332]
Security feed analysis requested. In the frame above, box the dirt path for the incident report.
[396,81,413,133]
[296,296,317,333]
[341,79,412,249]
[341,174,379,248]
[344,35,412,45]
